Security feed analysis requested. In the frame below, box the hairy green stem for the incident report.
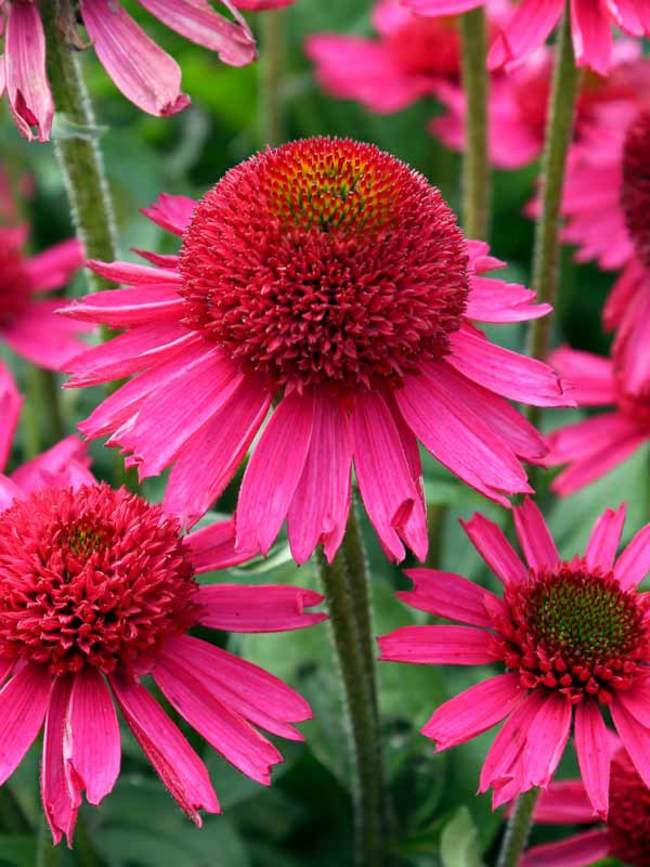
[459,7,490,240]
[317,518,385,867]
[259,9,286,146]
[496,788,540,867]
[23,366,65,459]
[40,0,118,291]
[526,8,581,425]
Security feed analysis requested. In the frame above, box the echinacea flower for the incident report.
[379,499,650,815]
[0,0,257,142]
[0,421,324,844]
[545,347,649,496]
[0,223,88,370]
[403,0,650,75]
[305,0,462,114]
[62,137,571,565]
[523,746,650,866]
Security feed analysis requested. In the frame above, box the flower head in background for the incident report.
[379,500,650,815]
[305,0,462,114]
[0,221,88,370]
[403,0,650,75]
[0,0,258,141]
[62,137,571,565]
[545,347,650,495]
[0,391,324,844]
[522,747,650,866]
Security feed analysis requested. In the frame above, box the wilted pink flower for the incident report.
[0,223,88,370]
[379,500,650,815]
[62,138,571,564]
[306,0,462,114]
[0,0,257,141]
[0,422,324,844]
[523,747,650,866]
[403,0,650,75]
[545,347,650,495]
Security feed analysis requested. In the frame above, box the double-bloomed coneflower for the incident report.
[62,138,571,565]
[379,500,650,814]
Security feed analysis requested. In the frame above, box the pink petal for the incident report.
[141,193,196,236]
[0,362,22,473]
[398,567,505,627]
[4,1,53,141]
[137,0,256,66]
[460,513,528,586]
[377,625,494,665]
[404,0,485,14]
[153,655,283,785]
[465,275,551,323]
[164,375,271,527]
[610,697,650,789]
[546,411,640,464]
[422,673,523,749]
[11,435,93,494]
[86,259,182,286]
[236,391,314,556]
[61,286,184,328]
[614,677,650,728]
[606,0,645,33]
[550,427,648,496]
[195,584,326,632]
[571,0,613,74]
[0,475,23,511]
[185,519,255,572]
[352,390,426,563]
[25,239,83,292]
[488,0,563,69]
[287,392,353,565]
[41,677,80,847]
[521,830,612,867]
[513,498,560,571]
[534,780,596,824]
[585,504,626,572]
[110,672,219,823]
[548,347,615,406]
[66,669,120,806]
[80,0,190,115]
[519,692,572,789]
[614,524,650,590]
[0,663,50,785]
[2,300,93,371]
[448,327,573,407]
[574,701,610,819]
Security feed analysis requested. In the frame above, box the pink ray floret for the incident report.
[61,137,571,566]
[379,500,650,815]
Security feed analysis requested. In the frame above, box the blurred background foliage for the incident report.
[0,2,643,865]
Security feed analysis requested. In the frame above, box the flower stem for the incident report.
[526,7,581,424]
[317,514,385,867]
[496,788,540,867]
[259,9,286,146]
[460,7,490,240]
[24,366,65,458]
[36,818,60,867]
[40,0,118,291]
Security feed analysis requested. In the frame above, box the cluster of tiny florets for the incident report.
[608,749,650,865]
[179,137,469,393]
[622,108,650,269]
[491,560,649,703]
[0,484,198,676]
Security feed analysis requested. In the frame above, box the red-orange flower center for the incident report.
[179,137,469,392]
[622,108,650,269]
[493,561,649,704]
[0,484,197,676]
[608,749,650,865]
[0,237,30,323]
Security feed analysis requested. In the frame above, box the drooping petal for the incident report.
[65,668,120,806]
[534,780,597,824]
[0,663,50,785]
[398,568,505,627]
[422,674,523,749]
[548,347,615,406]
[377,625,494,665]
[465,275,551,323]
[519,692,572,790]
[513,498,560,571]
[185,519,255,572]
[571,0,613,75]
[460,513,528,586]
[574,701,610,819]
[2,300,94,371]
[287,393,353,565]
[141,194,196,236]
[613,677,650,728]
[614,524,650,590]
[80,0,190,116]
[585,504,626,572]
[195,584,326,632]
[41,677,80,847]
[4,1,53,141]
[610,697,650,789]
[110,672,219,823]
[11,435,93,494]
[550,427,648,496]
[404,0,485,14]
[521,830,612,867]
[488,0,563,69]
[25,239,83,292]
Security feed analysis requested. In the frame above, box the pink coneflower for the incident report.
[62,137,571,565]
[379,500,650,815]
[0,223,88,370]
[523,747,650,866]
[544,347,649,496]
[403,0,650,75]
[433,43,650,169]
[305,0,462,114]
[0,439,324,844]
[0,0,257,142]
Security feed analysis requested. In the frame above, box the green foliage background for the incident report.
[0,2,644,865]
